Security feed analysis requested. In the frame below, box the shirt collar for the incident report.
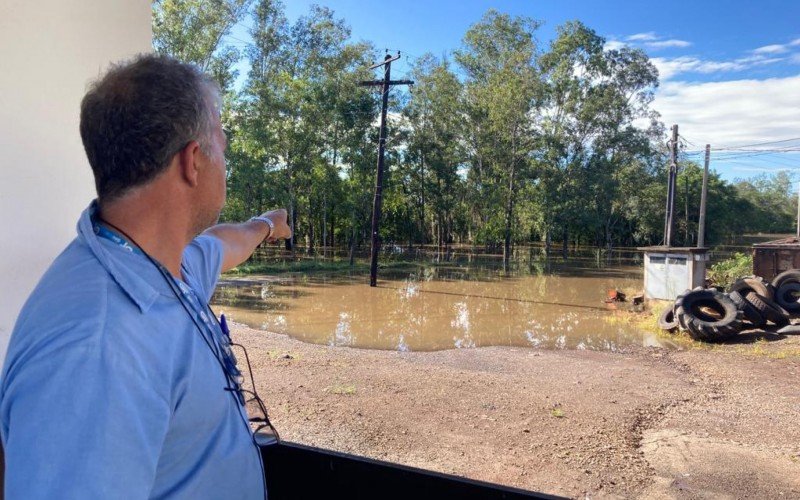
[77,200,163,313]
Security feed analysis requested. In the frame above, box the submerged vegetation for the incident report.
[226,258,422,275]
[153,1,797,263]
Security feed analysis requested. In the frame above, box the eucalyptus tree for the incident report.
[403,54,465,248]
[537,21,659,252]
[280,6,377,252]
[152,0,253,92]
[235,1,378,252]
[455,10,545,264]
[220,0,287,226]
[734,171,797,234]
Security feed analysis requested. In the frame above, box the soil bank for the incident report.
[233,325,800,499]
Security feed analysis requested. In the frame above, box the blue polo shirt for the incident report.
[0,202,264,499]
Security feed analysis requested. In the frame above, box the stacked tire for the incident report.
[656,270,800,342]
[673,287,743,341]
[771,270,800,314]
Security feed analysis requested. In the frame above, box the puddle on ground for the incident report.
[211,261,677,352]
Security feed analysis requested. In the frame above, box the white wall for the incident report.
[0,1,152,360]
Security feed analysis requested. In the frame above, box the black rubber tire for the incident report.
[770,269,800,290]
[776,324,800,335]
[730,276,775,301]
[675,289,743,341]
[728,290,766,328]
[744,291,790,326]
[675,289,691,331]
[657,304,679,332]
[775,282,800,313]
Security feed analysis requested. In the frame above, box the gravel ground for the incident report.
[232,325,800,499]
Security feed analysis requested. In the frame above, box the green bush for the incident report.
[708,252,753,289]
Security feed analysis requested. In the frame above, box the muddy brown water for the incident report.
[211,259,679,352]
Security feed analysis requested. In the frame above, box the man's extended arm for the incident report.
[203,208,292,272]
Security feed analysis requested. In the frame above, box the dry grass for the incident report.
[328,384,357,395]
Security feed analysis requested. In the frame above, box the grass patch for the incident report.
[603,302,701,349]
[729,340,800,359]
[329,384,357,395]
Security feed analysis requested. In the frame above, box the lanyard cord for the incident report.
[98,218,232,383]
[96,217,271,498]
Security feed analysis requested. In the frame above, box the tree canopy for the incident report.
[152,1,797,258]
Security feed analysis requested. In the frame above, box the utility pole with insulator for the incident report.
[664,124,679,247]
[698,144,710,248]
[359,52,413,287]
[795,174,800,239]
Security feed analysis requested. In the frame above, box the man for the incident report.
[0,54,290,498]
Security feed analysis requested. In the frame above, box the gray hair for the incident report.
[79,53,220,202]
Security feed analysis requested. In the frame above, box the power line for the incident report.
[711,151,800,161]
[678,134,699,148]
[682,137,800,154]
[715,136,800,150]
[683,149,800,159]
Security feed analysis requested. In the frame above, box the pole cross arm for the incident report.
[368,54,401,69]
[358,80,415,87]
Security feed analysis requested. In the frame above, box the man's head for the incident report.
[80,54,227,233]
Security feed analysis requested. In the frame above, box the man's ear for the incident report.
[178,140,202,188]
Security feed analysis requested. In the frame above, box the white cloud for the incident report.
[652,54,783,81]
[651,74,800,148]
[746,56,785,66]
[695,60,744,72]
[651,57,698,80]
[645,39,692,49]
[652,56,743,80]
[791,54,800,64]
[627,32,658,42]
[603,40,627,51]
[791,38,800,46]
[752,44,788,55]
[736,54,780,64]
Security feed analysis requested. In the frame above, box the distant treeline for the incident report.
[153,0,797,260]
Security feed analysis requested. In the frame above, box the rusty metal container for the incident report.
[752,237,800,282]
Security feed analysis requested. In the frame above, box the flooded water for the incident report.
[211,257,676,352]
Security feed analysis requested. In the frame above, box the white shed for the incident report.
[639,246,709,300]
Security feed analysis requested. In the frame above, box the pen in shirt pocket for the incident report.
[220,313,231,339]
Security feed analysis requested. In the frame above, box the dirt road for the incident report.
[233,325,800,499]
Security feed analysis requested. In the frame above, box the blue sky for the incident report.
[229,0,800,182]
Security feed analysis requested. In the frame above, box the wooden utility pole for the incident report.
[359,53,413,287]
[685,176,689,243]
[698,144,710,248]
[664,124,679,247]
[796,179,800,239]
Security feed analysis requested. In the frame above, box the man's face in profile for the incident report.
[194,99,228,234]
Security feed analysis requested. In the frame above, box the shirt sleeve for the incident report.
[0,342,171,500]
[182,234,224,302]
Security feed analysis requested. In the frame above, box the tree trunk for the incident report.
[503,163,516,267]
[349,211,356,266]
[330,212,335,255]
[307,220,314,254]
[419,153,426,246]
[545,229,551,256]
[322,194,327,258]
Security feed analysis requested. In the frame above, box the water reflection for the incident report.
[211,262,672,352]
